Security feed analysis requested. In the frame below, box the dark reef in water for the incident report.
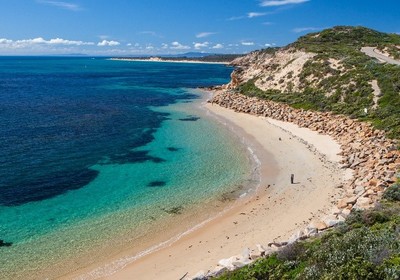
[0,239,12,247]
[147,181,167,187]
[179,115,200,121]
[167,147,180,152]
[110,150,166,164]
[0,169,99,207]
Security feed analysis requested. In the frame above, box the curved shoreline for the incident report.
[102,90,349,279]
[60,91,259,280]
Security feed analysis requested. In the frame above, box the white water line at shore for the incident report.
[75,94,262,280]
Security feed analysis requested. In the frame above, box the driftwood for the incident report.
[179,272,189,280]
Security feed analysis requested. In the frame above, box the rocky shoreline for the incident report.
[191,88,400,279]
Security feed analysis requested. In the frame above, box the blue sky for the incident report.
[0,0,399,55]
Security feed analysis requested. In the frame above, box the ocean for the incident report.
[0,57,257,279]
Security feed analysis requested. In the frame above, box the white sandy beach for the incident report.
[97,101,348,280]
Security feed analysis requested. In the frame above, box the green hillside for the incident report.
[237,26,400,138]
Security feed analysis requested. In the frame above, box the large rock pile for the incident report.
[210,90,400,212]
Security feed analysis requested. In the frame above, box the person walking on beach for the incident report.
[290,174,294,184]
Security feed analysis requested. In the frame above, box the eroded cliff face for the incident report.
[227,47,373,99]
[228,48,316,93]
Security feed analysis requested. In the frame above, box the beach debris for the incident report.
[179,272,189,280]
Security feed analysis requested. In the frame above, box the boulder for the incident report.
[192,270,207,280]
[218,257,235,270]
[232,259,253,268]
[310,221,328,231]
[304,225,318,237]
[208,266,227,278]
[353,197,372,210]
[337,199,348,209]
[341,208,351,218]
[288,230,306,244]
[323,215,341,227]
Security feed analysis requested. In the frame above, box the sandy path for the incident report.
[96,103,347,280]
[361,47,400,66]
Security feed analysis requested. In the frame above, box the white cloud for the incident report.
[170,41,190,50]
[47,38,94,45]
[126,43,132,46]
[260,0,309,6]
[264,43,276,47]
[227,15,245,21]
[196,32,216,38]
[0,37,94,48]
[0,39,13,44]
[292,27,322,33]
[229,11,270,21]
[241,42,255,46]
[193,42,209,49]
[248,12,267,18]
[212,44,224,49]
[97,40,120,46]
[37,0,81,11]
[161,43,169,49]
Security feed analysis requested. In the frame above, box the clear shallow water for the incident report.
[0,58,255,279]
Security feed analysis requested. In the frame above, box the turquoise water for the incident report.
[0,58,255,279]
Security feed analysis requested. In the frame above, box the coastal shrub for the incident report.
[383,184,400,202]
[277,242,306,262]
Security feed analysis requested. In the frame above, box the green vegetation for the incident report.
[238,26,400,138]
[214,190,400,280]
[383,183,400,202]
